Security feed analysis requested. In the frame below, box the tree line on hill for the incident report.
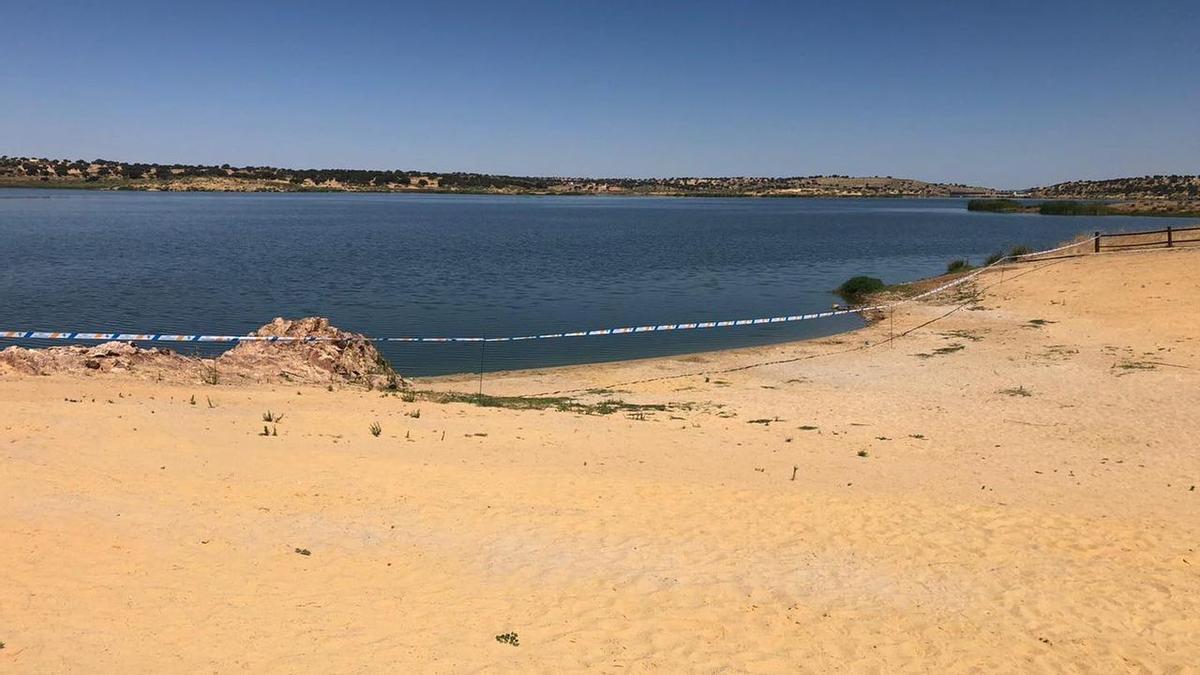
[3,156,1197,200]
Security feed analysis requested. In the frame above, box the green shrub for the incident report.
[1008,244,1032,257]
[946,259,971,273]
[984,252,1004,266]
[836,276,885,302]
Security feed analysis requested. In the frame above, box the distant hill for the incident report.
[1029,175,1200,200]
[0,156,998,197]
[5,156,1196,201]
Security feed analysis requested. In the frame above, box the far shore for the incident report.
[0,179,989,199]
[968,197,1200,218]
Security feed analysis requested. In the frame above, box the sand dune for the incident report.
[2,248,1198,672]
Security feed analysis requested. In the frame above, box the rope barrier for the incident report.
[0,238,1096,345]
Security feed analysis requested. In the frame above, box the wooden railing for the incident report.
[1094,225,1200,252]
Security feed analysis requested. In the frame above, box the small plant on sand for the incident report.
[383,372,401,391]
[262,410,284,423]
[200,362,219,385]
[999,386,1032,397]
[406,409,421,419]
[857,450,869,458]
[189,394,196,406]
[946,259,972,273]
[495,632,520,647]
[294,547,311,556]
[984,251,1005,266]
[259,425,277,437]
[932,344,965,355]
[400,389,416,403]
[1008,244,1033,258]
[939,329,984,342]
[369,421,382,437]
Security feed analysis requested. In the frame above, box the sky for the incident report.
[1,0,1197,188]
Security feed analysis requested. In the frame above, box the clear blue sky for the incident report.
[2,0,1197,188]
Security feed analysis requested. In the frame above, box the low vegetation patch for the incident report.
[1114,360,1157,372]
[939,329,984,342]
[998,386,1033,397]
[915,343,966,359]
[835,276,885,303]
[969,199,1115,216]
[200,362,219,385]
[419,391,668,416]
[934,344,965,355]
[967,199,1029,213]
[1037,201,1111,216]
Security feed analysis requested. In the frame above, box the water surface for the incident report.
[1,190,1186,375]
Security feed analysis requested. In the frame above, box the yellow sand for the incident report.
[2,248,1198,672]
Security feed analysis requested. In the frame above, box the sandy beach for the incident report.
[2,247,1198,672]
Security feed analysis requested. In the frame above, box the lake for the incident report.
[1,189,1189,375]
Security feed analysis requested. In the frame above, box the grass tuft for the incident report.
[200,362,219,385]
[946,259,972,273]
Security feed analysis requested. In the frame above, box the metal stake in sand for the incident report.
[478,334,486,396]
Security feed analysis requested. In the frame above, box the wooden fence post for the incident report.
[1094,231,1100,253]
[1167,226,1173,248]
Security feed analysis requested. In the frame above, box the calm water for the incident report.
[1,189,1188,375]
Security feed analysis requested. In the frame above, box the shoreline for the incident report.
[0,260,1000,385]
[3,246,1198,670]
[2,232,1189,385]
